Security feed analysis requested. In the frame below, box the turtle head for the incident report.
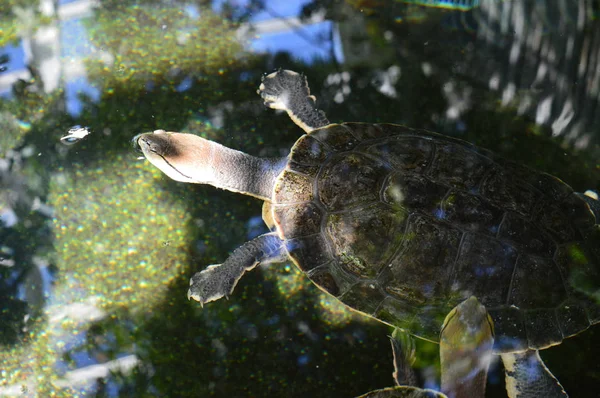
[135,130,218,184]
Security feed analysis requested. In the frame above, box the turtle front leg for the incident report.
[258,69,330,133]
[187,232,288,306]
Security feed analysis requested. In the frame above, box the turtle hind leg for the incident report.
[389,328,419,387]
[354,330,447,397]
[187,232,287,306]
[258,69,330,133]
[501,351,568,398]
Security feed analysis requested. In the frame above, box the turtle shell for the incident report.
[271,123,600,353]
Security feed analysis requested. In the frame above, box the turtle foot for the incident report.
[257,69,312,111]
[257,69,329,133]
[187,263,238,306]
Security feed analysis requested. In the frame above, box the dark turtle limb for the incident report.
[501,351,568,398]
[187,232,287,306]
[258,69,330,133]
[389,329,419,387]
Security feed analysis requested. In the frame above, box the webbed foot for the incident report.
[187,263,237,306]
[258,69,312,111]
[257,69,329,133]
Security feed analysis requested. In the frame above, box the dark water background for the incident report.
[1,0,599,396]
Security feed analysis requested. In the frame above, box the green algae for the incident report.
[50,153,193,313]
[85,4,244,88]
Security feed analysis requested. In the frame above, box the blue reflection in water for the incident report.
[247,215,268,239]
[176,76,193,92]
[434,208,446,220]
[297,353,310,366]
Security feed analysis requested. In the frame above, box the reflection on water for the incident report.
[1,0,599,396]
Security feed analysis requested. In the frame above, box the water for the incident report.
[1,0,599,396]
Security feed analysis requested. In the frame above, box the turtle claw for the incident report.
[186,286,205,308]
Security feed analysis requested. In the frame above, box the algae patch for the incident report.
[50,153,193,312]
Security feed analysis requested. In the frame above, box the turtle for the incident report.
[135,69,600,397]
